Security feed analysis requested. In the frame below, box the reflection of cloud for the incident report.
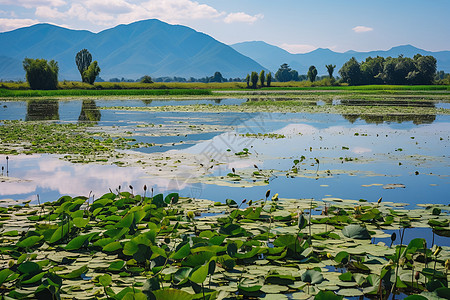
[273,124,318,136]
[352,147,372,154]
[0,181,36,195]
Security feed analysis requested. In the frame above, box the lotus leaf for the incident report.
[342,225,371,240]
[301,270,324,284]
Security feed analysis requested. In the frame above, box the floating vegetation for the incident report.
[240,133,286,139]
[0,190,448,299]
[0,120,154,163]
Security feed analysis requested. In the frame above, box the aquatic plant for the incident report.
[0,188,447,299]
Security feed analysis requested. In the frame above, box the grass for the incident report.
[0,88,212,98]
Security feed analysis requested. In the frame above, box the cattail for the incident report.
[265,189,270,199]
[232,167,235,174]
[242,199,246,204]
[391,232,397,242]
[143,185,147,191]
[248,200,253,206]
[129,185,133,190]
[254,164,258,169]
[415,271,420,281]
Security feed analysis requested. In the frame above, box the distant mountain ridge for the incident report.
[231,41,450,75]
[0,19,267,80]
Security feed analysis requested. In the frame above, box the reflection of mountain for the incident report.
[78,100,101,122]
[25,100,59,121]
[343,114,436,125]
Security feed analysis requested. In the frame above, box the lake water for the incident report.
[0,99,449,215]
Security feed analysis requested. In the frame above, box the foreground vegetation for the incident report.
[0,189,448,299]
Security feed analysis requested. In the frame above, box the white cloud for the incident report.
[280,43,317,54]
[224,12,263,24]
[0,0,66,8]
[35,6,67,19]
[84,0,133,15]
[0,18,39,31]
[352,25,373,33]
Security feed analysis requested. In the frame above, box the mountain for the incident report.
[0,19,267,80]
[231,42,450,75]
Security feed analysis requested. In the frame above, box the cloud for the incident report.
[224,12,263,24]
[352,25,373,33]
[0,18,39,31]
[0,0,66,8]
[280,43,317,54]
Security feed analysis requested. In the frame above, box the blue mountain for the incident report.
[231,41,450,75]
[0,19,267,80]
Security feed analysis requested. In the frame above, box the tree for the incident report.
[275,63,293,82]
[413,54,437,84]
[245,74,250,88]
[360,56,384,84]
[259,70,265,87]
[307,66,318,82]
[76,49,92,83]
[290,70,299,81]
[339,57,362,85]
[140,75,153,83]
[210,71,224,83]
[83,61,101,85]
[250,71,259,88]
[23,58,59,90]
[325,64,336,79]
[266,72,272,87]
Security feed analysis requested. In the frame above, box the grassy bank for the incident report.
[0,88,212,98]
[1,80,450,92]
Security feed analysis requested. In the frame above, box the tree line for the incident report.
[339,54,437,85]
[20,50,443,90]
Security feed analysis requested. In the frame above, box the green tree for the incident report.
[259,70,265,87]
[325,64,336,79]
[75,49,92,83]
[211,71,224,83]
[339,57,362,85]
[290,70,299,81]
[250,71,259,88]
[83,61,101,85]
[23,58,59,90]
[275,63,293,82]
[413,54,437,84]
[360,56,384,84]
[307,66,318,82]
[266,72,272,87]
[140,75,153,83]
[245,74,250,88]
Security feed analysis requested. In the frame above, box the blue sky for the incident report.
[1,0,449,53]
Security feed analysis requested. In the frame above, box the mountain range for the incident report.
[231,41,450,75]
[0,19,266,81]
[1,19,449,81]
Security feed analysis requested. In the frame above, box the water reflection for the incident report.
[336,99,436,107]
[78,100,101,122]
[25,99,59,121]
[142,99,153,106]
[343,114,436,125]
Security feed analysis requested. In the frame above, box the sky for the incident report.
[1,0,449,53]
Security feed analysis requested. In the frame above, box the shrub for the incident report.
[23,58,59,90]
